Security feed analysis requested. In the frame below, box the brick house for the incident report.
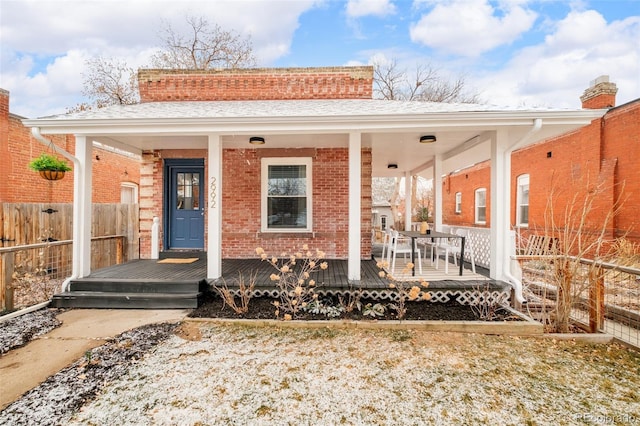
[22,66,604,301]
[442,76,640,247]
[0,89,141,205]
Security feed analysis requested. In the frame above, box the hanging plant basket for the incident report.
[28,153,72,181]
[39,170,67,181]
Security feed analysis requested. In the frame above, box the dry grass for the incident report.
[66,323,640,425]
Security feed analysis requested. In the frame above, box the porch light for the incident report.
[419,135,437,144]
[387,163,398,169]
[249,136,265,145]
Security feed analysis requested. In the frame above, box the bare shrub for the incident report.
[377,260,430,320]
[257,245,327,320]
[212,271,256,314]
[524,173,626,333]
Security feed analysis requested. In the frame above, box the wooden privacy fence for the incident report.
[1,235,125,311]
[0,203,139,260]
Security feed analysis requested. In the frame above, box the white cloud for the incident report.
[346,0,396,18]
[0,0,318,117]
[471,9,640,108]
[409,0,537,57]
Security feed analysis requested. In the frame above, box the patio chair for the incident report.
[418,237,437,265]
[381,229,392,264]
[435,229,476,274]
[388,230,422,275]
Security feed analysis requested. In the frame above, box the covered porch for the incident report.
[52,246,510,309]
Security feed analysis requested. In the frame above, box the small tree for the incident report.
[525,171,626,333]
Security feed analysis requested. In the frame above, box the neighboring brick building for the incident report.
[0,89,141,204]
[444,76,640,245]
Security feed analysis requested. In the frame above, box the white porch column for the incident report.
[348,132,361,281]
[489,130,510,280]
[207,135,223,279]
[433,154,443,231]
[73,136,92,278]
[404,172,412,231]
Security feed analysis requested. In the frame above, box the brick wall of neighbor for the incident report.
[0,90,140,204]
[444,77,640,244]
[138,66,374,102]
[443,161,491,228]
[139,147,372,259]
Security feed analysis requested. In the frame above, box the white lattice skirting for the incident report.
[226,288,510,305]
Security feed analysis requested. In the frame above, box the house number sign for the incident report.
[209,177,217,209]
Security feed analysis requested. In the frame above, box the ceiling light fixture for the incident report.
[249,136,265,145]
[420,135,437,144]
[387,163,398,169]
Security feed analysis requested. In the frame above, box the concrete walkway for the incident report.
[0,309,188,410]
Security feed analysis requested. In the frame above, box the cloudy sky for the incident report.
[1,0,639,118]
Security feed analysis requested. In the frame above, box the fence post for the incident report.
[116,236,124,264]
[589,268,605,333]
[1,253,15,311]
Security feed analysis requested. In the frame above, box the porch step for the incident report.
[68,278,207,294]
[51,278,207,309]
[51,291,200,309]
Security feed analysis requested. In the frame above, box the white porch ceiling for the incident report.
[24,99,605,178]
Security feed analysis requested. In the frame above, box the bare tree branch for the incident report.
[77,57,139,111]
[150,15,256,69]
[373,58,480,103]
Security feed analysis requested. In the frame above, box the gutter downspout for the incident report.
[31,127,81,292]
[502,118,542,304]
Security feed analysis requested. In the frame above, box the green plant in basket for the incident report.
[28,153,72,172]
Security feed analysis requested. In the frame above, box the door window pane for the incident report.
[177,172,200,210]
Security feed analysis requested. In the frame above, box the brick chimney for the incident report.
[580,75,617,109]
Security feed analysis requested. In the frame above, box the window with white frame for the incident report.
[516,174,529,227]
[262,157,312,231]
[475,188,486,224]
[120,183,138,204]
[381,215,387,230]
[455,192,462,214]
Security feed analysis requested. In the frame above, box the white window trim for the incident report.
[455,192,462,214]
[261,157,312,233]
[475,188,487,225]
[120,182,139,204]
[516,174,530,228]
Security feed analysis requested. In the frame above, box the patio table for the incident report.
[398,230,465,276]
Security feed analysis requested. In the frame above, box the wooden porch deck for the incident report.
[86,256,506,293]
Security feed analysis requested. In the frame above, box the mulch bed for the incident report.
[189,292,519,321]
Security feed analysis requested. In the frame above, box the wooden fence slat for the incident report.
[0,203,139,260]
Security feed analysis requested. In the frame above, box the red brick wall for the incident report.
[442,161,491,228]
[139,147,372,259]
[602,100,640,241]
[445,99,640,246]
[138,67,374,102]
[1,90,140,204]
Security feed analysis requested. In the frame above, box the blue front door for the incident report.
[167,163,204,249]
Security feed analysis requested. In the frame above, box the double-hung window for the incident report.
[516,174,529,227]
[262,157,312,232]
[475,188,486,224]
[455,192,462,214]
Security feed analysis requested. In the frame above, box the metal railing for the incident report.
[0,235,125,312]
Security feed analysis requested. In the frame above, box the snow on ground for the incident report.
[0,309,60,354]
[2,317,640,425]
[68,324,640,425]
